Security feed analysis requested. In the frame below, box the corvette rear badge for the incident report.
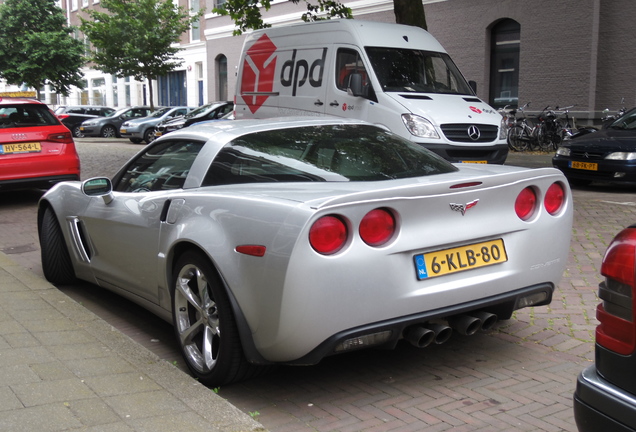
[450,199,479,215]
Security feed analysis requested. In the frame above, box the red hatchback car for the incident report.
[0,98,80,190]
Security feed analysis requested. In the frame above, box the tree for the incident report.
[0,0,85,99]
[214,0,353,35]
[80,0,203,110]
[214,0,427,34]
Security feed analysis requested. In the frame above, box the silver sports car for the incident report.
[38,117,573,386]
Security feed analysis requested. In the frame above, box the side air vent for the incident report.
[463,97,482,103]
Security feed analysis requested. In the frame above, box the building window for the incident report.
[82,0,88,7]
[216,55,227,101]
[489,19,520,109]
[190,0,201,42]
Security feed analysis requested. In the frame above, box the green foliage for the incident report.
[80,0,204,109]
[214,0,352,35]
[0,0,85,96]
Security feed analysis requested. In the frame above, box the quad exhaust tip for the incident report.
[404,311,497,348]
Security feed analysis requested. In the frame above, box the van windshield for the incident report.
[365,47,474,95]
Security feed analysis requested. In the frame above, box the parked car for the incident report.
[0,97,79,190]
[120,106,194,144]
[38,117,572,386]
[54,105,115,138]
[573,226,636,432]
[154,101,232,138]
[79,106,153,138]
[553,107,636,186]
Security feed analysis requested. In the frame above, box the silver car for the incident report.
[120,106,195,144]
[38,117,573,386]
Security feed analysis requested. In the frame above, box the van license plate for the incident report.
[1,142,41,154]
[414,239,507,280]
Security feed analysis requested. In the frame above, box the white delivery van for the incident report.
[234,19,509,164]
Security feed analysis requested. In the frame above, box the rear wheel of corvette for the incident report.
[172,251,258,386]
[40,207,77,285]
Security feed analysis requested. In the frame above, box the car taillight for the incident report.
[359,208,395,247]
[515,187,537,220]
[596,227,636,355]
[309,215,347,255]
[47,132,73,143]
[56,114,70,120]
[544,182,565,215]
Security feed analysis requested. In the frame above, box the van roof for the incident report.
[248,19,446,52]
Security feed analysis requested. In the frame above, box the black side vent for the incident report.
[463,97,482,103]
[399,94,432,100]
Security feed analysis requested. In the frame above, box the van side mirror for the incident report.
[468,80,477,93]
[347,73,365,97]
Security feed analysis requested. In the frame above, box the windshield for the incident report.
[365,47,473,95]
[187,103,219,118]
[150,107,171,118]
[203,124,457,185]
[609,108,636,130]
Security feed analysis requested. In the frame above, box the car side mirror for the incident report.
[82,177,114,204]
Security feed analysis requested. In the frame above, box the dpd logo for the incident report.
[241,34,277,114]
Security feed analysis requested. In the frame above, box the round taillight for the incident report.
[309,215,347,255]
[359,208,396,247]
[515,187,537,220]
[544,182,565,215]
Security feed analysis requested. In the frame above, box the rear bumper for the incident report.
[276,283,553,366]
[574,366,636,432]
[0,174,80,191]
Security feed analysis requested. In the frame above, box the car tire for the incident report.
[72,125,84,138]
[171,251,260,386]
[129,138,143,144]
[101,125,117,138]
[40,207,77,285]
[143,128,156,144]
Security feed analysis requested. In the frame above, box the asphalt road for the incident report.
[3,138,635,431]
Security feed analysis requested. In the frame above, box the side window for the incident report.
[114,139,205,192]
[336,48,369,92]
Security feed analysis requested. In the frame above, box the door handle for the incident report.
[329,101,340,107]
[314,99,324,106]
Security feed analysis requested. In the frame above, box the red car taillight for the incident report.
[515,187,537,220]
[544,182,566,215]
[359,208,395,247]
[47,132,73,143]
[596,227,636,355]
[309,215,347,255]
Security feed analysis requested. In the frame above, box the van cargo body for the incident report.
[235,20,508,164]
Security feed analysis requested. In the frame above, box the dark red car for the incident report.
[0,97,80,191]
[574,226,636,431]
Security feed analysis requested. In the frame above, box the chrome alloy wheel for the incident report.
[174,263,220,374]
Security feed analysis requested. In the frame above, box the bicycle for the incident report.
[507,102,543,152]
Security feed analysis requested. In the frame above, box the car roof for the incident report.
[169,116,373,142]
[0,97,46,106]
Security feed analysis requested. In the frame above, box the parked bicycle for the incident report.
[507,102,543,152]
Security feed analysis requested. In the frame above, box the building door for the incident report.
[159,71,187,106]
[489,19,520,109]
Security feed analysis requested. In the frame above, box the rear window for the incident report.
[0,104,60,129]
[203,124,457,185]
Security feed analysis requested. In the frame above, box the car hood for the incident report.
[384,92,502,126]
[565,128,636,151]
